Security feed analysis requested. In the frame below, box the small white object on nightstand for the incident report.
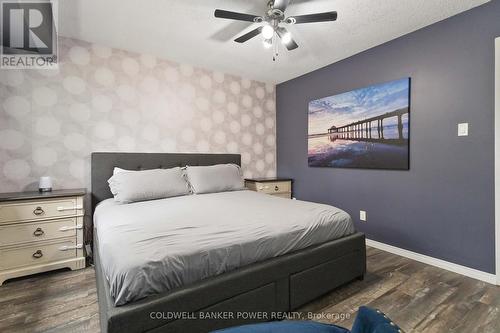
[38,176,53,192]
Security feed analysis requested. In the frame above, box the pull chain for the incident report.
[273,33,279,61]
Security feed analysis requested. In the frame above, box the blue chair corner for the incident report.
[351,306,403,333]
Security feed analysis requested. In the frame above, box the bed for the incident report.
[91,152,366,333]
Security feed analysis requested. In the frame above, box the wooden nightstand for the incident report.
[0,189,86,285]
[245,178,293,199]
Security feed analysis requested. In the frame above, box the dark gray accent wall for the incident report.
[276,1,500,273]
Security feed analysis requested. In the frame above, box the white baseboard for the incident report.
[366,239,497,285]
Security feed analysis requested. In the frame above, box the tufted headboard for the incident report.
[90,152,241,214]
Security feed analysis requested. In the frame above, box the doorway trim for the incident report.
[495,37,500,284]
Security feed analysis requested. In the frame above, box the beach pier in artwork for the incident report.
[308,77,410,169]
[327,107,408,142]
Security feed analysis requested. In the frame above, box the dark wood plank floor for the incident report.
[1,247,499,332]
[0,267,99,333]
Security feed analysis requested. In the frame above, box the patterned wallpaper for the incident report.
[0,37,276,192]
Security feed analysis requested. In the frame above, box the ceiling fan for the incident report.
[214,0,337,58]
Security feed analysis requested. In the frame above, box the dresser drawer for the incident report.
[0,198,81,223]
[252,181,291,194]
[0,239,78,271]
[0,218,81,247]
[272,192,292,199]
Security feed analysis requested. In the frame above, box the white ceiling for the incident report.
[59,0,490,84]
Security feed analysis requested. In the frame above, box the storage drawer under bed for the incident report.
[289,250,365,309]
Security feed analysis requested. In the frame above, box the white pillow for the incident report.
[185,164,245,194]
[108,167,190,203]
[113,167,132,175]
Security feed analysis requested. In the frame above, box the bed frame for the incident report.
[91,152,366,333]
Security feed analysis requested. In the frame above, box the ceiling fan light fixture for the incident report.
[281,31,292,44]
[262,24,275,39]
[214,5,338,57]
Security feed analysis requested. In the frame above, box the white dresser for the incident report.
[0,189,86,285]
[245,178,293,199]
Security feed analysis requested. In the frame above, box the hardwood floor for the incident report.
[1,247,499,332]
[302,247,500,332]
[0,266,99,333]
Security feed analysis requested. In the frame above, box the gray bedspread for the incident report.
[94,190,355,306]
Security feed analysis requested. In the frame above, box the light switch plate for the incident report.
[458,123,469,136]
[360,210,367,222]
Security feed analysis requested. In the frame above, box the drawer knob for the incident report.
[33,206,44,216]
[32,250,43,259]
[33,228,44,237]
[274,186,279,191]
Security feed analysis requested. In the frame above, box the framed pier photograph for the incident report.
[308,78,410,170]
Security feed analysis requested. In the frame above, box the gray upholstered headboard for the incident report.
[90,152,241,213]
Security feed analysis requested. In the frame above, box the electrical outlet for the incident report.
[360,210,367,222]
[458,123,469,136]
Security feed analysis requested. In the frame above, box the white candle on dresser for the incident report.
[38,176,53,192]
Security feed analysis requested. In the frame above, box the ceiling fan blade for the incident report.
[284,38,298,51]
[214,9,262,22]
[235,27,263,43]
[273,0,290,12]
[287,11,338,24]
[276,27,299,51]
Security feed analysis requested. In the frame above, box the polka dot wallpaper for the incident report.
[0,38,276,192]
